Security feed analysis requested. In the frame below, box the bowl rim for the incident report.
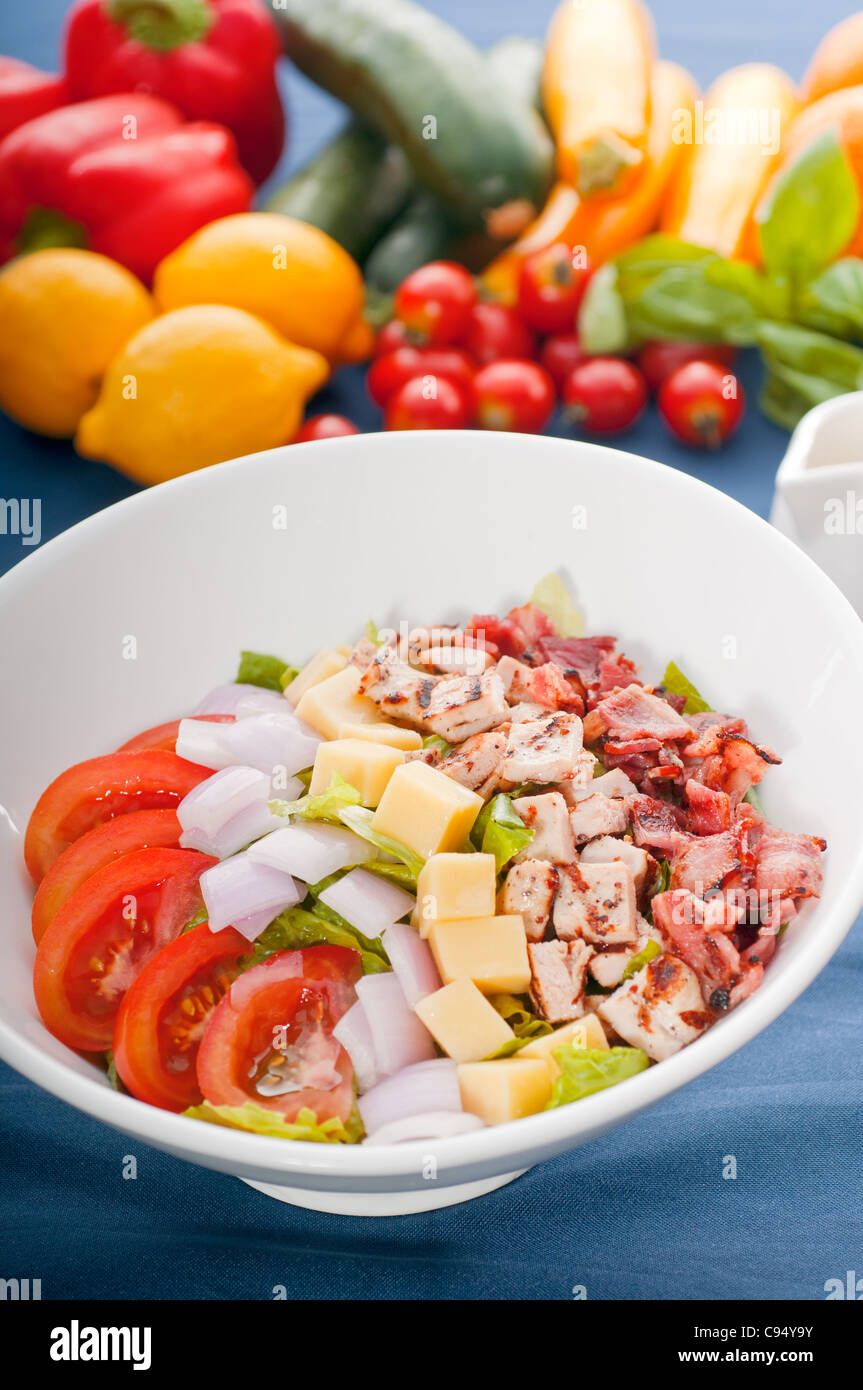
[3,429,863,1185]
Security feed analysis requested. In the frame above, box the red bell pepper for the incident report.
[0,93,253,282]
[0,57,68,141]
[63,0,285,184]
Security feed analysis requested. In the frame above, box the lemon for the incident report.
[75,304,329,485]
[0,249,155,437]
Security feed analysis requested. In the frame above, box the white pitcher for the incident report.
[771,391,863,614]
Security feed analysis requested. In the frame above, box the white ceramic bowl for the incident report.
[3,430,863,1217]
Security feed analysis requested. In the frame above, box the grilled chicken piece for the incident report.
[359,645,439,723]
[598,954,711,1060]
[568,793,628,844]
[568,768,637,801]
[497,655,576,710]
[588,944,637,989]
[512,792,576,864]
[423,670,509,742]
[499,713,584,786]
[552,861,638,945]
[499,859,558,940]
[508,700,548,723]
[528,939,592,1022]
[579,836,651,894]
[439,730,506,795]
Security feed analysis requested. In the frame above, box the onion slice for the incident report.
[355,974,436,1077]
[363,1111,484,1145]
[193,683,263,716]
[319,868,415,937]
[247,822,377,880]
[358,1059,462,1136]
[381,921,441,1007]
[332,999,378,1094]
[201,854,301,934]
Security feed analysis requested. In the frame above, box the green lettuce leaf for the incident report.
[337,805,425,885]
[661,660,711,714]
[104,1050,128,1094]
[807,258,863,336]
[471,793,534,873]
[183,1100,364,1143]
[743,785,765,815]
[422,733,452,757]
[270,772,362,825]
[621,938,661,981]
[529,572,584,637]
[486,994,553,1057]
[756,133,861,288]
[546,1045,649,1108]
[236,650,297,692]
[245,905,390,975]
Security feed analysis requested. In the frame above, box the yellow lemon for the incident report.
[0,249,155,437]
[154,212,368,361]
[76,304,329,485]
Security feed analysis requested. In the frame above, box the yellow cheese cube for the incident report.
[457,1059,553,1125]
[371,760,482,860]
[414,852,497,938]
[309,738,404,807]
[414,979,514,1063]
[519,1014,609,1078]
[295,665,378,739]
[283,648,348,706]
[337,720,423,752]
[428,915,530,994]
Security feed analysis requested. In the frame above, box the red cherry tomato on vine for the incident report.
[517,242,591,335]
[562,357,647,434]
[462,301,536,365]
[374,319,412,355]
[540,333,587,392]
[293,415,359,443]
[636,340,738,393]
[393,261,477,345]
[368,346,475,409]
[657,361,744,449]
[473,359,556,433]
[385,374,472,430]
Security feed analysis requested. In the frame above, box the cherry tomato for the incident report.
[196,946,361,1124]
[293,415,360,443]
[368,346,475,410]
[517,242,591,335]
[462,301,536,365]
[31,808,183,944]
[393,260,477,345]
[562,357,648,434]
[540,333,587,392]
[117,713,234,755]
[636,340,738,393]
[473,359,556,433]
[113,924,250,1111]
[374,319,411,355]
[385,373,473,430]
[33,848,216,1052]
[24,750,211,884]
[657,360,745,448]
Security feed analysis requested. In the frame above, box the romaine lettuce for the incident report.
[270,772,361,825]
[337,805,425,886]
[183,1100,364,1143]
[529,573,585,637]
[235,650,298,692]
[546,1045,649,1108]
[245,905,390,975]
[471,793,534,873]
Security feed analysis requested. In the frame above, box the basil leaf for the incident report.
[807,258,863,336]
[631,265,758,345]
[578,263,630,355]
[756,320,863,390]
[756,133,861,287]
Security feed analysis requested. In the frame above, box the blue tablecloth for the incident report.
[1,0,860,1300]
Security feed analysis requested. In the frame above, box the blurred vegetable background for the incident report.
[3,0,863,514]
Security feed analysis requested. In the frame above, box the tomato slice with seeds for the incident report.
[113,924,249,1111]
[31,808,183,944]
[33,847,217,1052]
[116,713,235,754]
[196,947,361,1124]
[24,750,211,883]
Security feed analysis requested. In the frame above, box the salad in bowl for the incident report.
[26,574,826,1149]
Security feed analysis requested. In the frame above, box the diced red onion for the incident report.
[201,854,301,934]
[357,1059,461,1136]
[247,822,376,880]
[217,711,322,777]
[363,1111,484,1145]
[332,999,378,1094]
[193,683,263,716]
[381,921,441,1007]
[178,766,273,837]
[176,718,234,770]
[319,868,415,937]
[229,906,279,942]
[180,798,284,859]
[355,973,435,1078]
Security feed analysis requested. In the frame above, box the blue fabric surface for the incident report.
[1,0,861,1300]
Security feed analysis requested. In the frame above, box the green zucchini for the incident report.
[264,121,414,262]
[270,0,553,230]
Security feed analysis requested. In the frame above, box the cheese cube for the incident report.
[414,978,514,1063]
[283,648,347,706]
[337,720,423,752]
[309,738,404,807]
[414,852,497,938]
[519,1014,609,1078]
[457,1059,552,1125]
[295,665,378,739]
[428,915,530,994]
[371,760,482,860]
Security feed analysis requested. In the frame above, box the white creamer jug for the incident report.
[771,391,863,614]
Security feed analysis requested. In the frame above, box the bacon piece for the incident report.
[535,635,617,685]
[628,794,692,857]
[670,828,742,897]
[598,955,710,1060]
[653,889,760,1011]
[598,656,640,694]
[593,684,692,743]
[682,713,781,801]
[684,779,731,836]
[512,792,576,864]
[499,859,558,941]
[528,939,592,1022]
[754,828,825,903]
[496,655,580,712]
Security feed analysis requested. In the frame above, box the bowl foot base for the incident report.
[240,1169,528,1216]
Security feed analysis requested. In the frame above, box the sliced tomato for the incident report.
[24,750,211,883]
[113,924,249,1112]
[117,713,234,754]
[31,808,183,944]
[196,947,361,1124]
[33,848,216,1052]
